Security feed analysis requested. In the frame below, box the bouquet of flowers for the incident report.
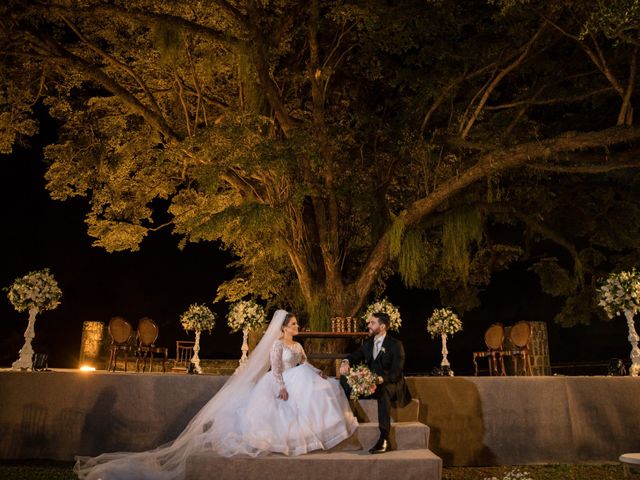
[362,298,402,332]
[6,268,62,313]
[180,304,216,332]
[427,307,462,338]
[346,364,378,400]
[226,300,267,332]
[597,269,640,318]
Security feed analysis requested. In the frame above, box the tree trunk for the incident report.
[300,277,368,331]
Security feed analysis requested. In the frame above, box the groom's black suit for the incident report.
[341,334,411,440]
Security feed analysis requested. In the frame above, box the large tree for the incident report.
[3,0,640,328]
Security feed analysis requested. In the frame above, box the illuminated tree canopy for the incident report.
[3,0,640,328]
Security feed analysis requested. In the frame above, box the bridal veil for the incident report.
[75,309,289,480]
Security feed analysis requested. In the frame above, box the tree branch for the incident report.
[45,3,245,45]
[527,162,640,173]
[60,15,163,116]
[486,86,614,110]
[355,124,640,298]
[35,30,181,143]
[484,203,583,283]
[618,46,637,125]
[459,22,547,139]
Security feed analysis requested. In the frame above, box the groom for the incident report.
[339,312,412,454]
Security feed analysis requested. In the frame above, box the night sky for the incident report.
[0,124,632,374]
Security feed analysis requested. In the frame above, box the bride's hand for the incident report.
[318,371,327,379]
[278,388,289,401]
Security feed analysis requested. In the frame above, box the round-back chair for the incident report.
[136,317,168,373]
[107,316,134,371]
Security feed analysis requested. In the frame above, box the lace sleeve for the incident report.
[270,340,286,390]
[299,343,322,374]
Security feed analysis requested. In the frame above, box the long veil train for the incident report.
[75,310,290,480]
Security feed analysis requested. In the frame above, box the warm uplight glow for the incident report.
[80,365,96,372]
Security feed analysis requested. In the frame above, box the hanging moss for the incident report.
[388,216,405,259]
[442,207,483,283]
[153,22,182,65]
[398,228,430,288]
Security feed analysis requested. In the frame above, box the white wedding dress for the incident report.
[75,310,357,480]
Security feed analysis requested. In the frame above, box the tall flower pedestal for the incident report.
[191,330,202,374]
[12,308,38,371]
[226,300,267,375]
[7,269,61,371]
[624,309,640,376]
[239,327,249,366]
[179,303,216,374]
[427,307,462,376]
[440,333,454,376]
[234,327,250,375]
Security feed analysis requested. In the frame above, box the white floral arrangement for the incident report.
[362,298,401,332]
[427,307,462,338]
[6,268,62,313]
[180,303,216,332]
[484,468,533,480]
[226,300,267,332]
[597,269,640,318]
[346,364,378,400]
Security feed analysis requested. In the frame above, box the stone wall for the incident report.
[503,321,551,376]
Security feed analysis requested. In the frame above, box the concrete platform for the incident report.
[4,371,640,465]
[331,422,430,452]
[185,449,442,480]
[355,398,420,423]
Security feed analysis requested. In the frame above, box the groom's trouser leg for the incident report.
[340,376,390,438]
[339,375,352,398]
[373,386,391,439]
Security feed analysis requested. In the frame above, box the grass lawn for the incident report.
[443,464,628,480]
[0,462,630,479]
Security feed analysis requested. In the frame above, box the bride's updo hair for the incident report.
[282,312,296,330]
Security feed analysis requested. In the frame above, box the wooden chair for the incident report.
[501,321,534,376]
[472,323,507,376]
[135,317,169,373]
[171,340,195,373]
[107,316,134,372]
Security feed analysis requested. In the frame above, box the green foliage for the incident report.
[153,22,183,65]
[3,0,640,326]
[581,0,640,41]
[554,290,599,327]
[442,207,483,284]
[530,259,577,297]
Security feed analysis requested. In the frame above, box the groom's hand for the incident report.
[339,361,350,376]
[278,388,289,401]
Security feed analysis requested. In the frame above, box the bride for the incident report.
[75,310,358,480]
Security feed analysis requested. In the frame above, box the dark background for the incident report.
[0,128,631,375]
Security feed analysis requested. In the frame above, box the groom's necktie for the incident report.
[374,338,382,358]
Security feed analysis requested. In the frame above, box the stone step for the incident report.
[186,448,442,480]
[331,422,430,452]
[355,398,420,423]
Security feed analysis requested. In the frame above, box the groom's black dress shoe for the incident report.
[368,438,389,454]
